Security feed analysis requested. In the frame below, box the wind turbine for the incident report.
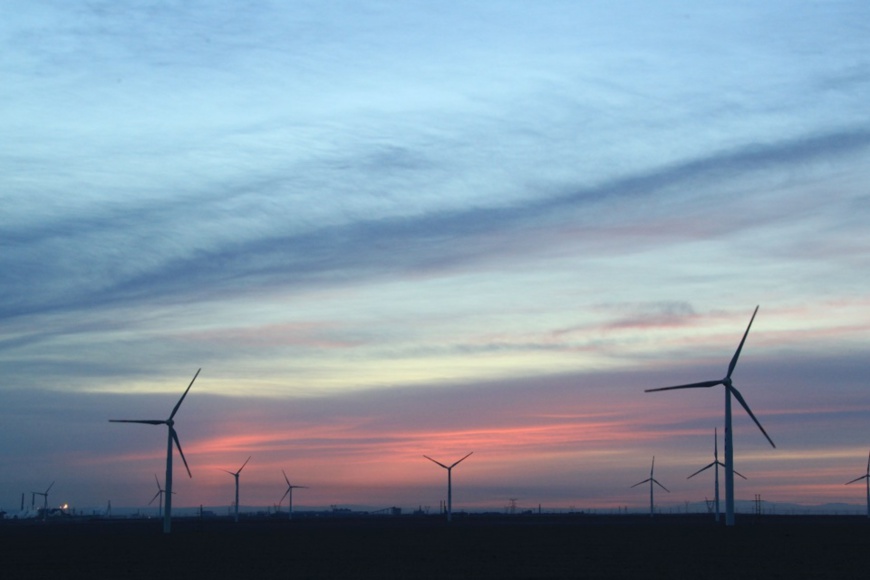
[687,429,746,523]
[110,368,200,534]
[279,470,307,520]
[631,457,669,517]
[222,456,251,523]
[845,449,870,518]
[424,452,473,523]
[645,306,774,526]
[148,474,172,518]
[31,481,54,515]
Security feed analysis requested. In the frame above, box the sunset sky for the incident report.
[2,1,869,516]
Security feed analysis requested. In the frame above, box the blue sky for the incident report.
[2,1,869,515]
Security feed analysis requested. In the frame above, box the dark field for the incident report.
[2,514,869,579]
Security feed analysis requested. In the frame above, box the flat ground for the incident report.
[2,514,869,579]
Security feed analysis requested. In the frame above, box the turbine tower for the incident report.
[424,452,473,523]
[845,449,870,518]
[223,456,251,523]
[110,368,200,534]
[645,306,774,526]
[631,457,669,517]
[687,429,746,523]
[280,470,307,520]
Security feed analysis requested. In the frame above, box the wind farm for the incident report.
[3,1,870,576]
[4,310,867,533]
[2,314,869,580]
[6,331,867,527]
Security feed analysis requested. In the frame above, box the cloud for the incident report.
[4,125,869,327]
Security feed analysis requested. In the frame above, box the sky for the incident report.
[2,1,869,516]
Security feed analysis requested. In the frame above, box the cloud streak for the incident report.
[4,126,869,325]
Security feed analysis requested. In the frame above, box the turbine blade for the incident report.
[169,368,200,420]
[238,456,252,474]
[109,419,165,425]
[866,450,870,476]
[280,488,290,502]
[282,469,291,486]
[726,306,758,379]
[687,462,715,479]
[423,455,449,469]
[645,380,723,393]
[652,479,670,492]
[450,452,474,469]
[154,474,161,489]
[148,491,161,505]
[45,481,55,494]
[631,478,651,488]
[733,469,748,480]
[171,428,192,478]
[729,385,776,448]
[846,475,869,485]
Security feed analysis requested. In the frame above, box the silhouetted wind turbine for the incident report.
[687,428,746,523]
[845,449,870,518]
[110,368,200,534]
[223,456,251,523]
[424,452,473,523]
[148,474,173,518]
[280,470,307,520]
[631,457,669,517]
[645,306,774,526]
[31,481,54,513]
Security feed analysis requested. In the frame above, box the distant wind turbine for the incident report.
[631,457,669,517]
[845,449,870,518]
[223,456,251,523]
[645,306,774,526]
[687,429,746,523]
[110,368,200,534]
[148,474,173,518]
[424,452,473,523]
[31,481,54,513]
[280,470,308,520]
